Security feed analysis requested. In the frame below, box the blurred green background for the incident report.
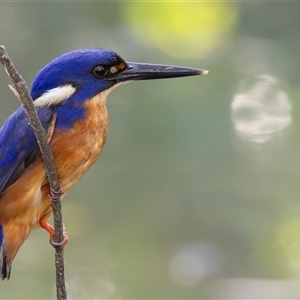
[1,1,300,299]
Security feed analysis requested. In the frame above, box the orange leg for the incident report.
[39,219,69,248]
[40,182,68,247]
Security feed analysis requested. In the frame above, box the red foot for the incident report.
[41,182,64,201]
[39,219,68,248]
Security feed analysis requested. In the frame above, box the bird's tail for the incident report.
[0,224,30,280]
[0,252,11,280]
[0,226,11,280]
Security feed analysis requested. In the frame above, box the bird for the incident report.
[0,48,208,280]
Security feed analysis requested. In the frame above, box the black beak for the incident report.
[106,62,208,82]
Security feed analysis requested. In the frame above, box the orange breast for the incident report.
[50,101,108,191]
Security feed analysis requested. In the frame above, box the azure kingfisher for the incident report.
[0,48,207,280]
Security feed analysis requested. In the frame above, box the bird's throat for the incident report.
[91,82,128,106]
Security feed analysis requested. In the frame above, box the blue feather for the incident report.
[0,106,54,193]
[55,104,85,129]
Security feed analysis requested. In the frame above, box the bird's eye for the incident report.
[92,65,107,78]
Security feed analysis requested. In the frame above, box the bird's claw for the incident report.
[49,231,69,248]
[41,182,64,201]
[39,219,68,248]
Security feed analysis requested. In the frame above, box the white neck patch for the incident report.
[34,85,76,107]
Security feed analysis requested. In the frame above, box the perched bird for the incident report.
[0,48,207,279]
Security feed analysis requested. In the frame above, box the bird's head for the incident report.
[30,48,208,108]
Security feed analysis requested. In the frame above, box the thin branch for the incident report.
[0,45,67,300]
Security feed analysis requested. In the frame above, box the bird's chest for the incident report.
[49,102,108,191]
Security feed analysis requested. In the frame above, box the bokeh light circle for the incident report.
[126,1,237,58]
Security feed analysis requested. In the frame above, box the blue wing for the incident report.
[0,106,55,194]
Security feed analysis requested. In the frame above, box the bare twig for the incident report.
[0,45,67,300]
